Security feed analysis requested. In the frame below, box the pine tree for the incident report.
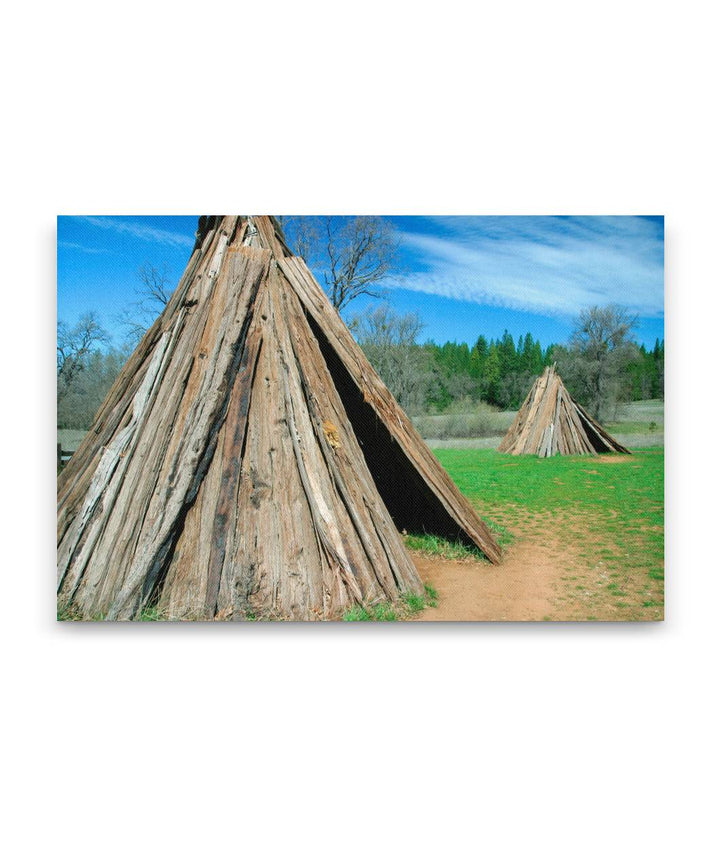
[483,343,501,404]
[469,343,485,379]
[520,333,533,371]
[457,342,471,375]
[655,339,664,397]
[498,330,517,376]
[474,335,489,360]
[531,341,543,374]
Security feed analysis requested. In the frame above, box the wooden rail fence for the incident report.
[57,443,74,469]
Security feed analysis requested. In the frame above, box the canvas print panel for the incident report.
[57,215,664,621]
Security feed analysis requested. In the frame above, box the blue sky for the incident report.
[57,215,664,349]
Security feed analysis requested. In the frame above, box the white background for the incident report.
[2,2,717,854]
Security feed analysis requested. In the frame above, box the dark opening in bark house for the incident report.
[497,365,631,457]
[58,216,501,620]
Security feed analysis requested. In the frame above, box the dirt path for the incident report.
[412,537,566,621]
[410,504,662,621]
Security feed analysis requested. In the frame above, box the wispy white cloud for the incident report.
[392,216,664,317]
[77,216,195,249]
[58,240,111,254]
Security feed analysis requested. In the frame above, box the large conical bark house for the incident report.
[58,216,500,620]
[498,366,631,457]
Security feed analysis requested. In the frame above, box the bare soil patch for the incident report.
[412,536,569,621]
[411,506,663,621]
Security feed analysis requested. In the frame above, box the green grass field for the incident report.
[434,447,664,620]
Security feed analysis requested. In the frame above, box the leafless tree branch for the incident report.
[280,215,399,311]
[116,262,174,347]
[57,312,109,397]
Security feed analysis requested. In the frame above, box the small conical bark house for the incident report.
[58,216,500,620]
[498,366,631,457]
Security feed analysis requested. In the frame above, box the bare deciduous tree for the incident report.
[117,262,173,346]
[350,304,429,413]
[278,216,320,264]
[556,304,640,419]
[57,347,128,429]
[57,312,109,394]
[324,217,398,310]
[137,262,173,309]
[280,216,399,311]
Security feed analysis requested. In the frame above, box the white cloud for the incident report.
[393,216,664,317]
[58,240,111,254]
[77,216,195,249]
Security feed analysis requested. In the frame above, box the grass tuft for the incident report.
[404,533,487,561]
[423,583,439,608]
[343,583,440,621]
[342,603,396,621]
[57,603,107,621]
[342,605,374,622]
[402,592,426,614]
[373,602,398,621]
[57,603,83,621]
[139,605,166,621]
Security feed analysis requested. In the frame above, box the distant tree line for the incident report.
[353,304,664,420]
[351,307,561,416]
[426,331,663,416]
[423,331,555,412]
[57,305,663,431]
[628,340,665,400]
